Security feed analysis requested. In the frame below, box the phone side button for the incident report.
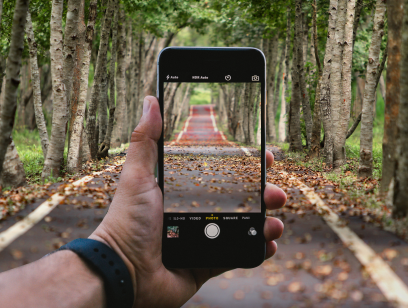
[205,223,220,239]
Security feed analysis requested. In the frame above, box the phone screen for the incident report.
[159,48,265,268]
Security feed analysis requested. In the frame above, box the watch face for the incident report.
[159,47,266,268]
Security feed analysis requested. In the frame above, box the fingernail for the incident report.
[143,97,151,115]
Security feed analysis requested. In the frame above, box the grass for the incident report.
[11,127,128,185]
[13,128,45,184]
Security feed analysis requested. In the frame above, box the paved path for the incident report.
[165,104,261,213]
[170,104,231,146]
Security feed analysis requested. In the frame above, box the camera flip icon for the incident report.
[252,75,259,81]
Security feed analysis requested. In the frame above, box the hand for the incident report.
[90,96,287,308]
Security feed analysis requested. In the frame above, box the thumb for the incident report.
[118,96,162,194]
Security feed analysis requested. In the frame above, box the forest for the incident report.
[0,0,407,223]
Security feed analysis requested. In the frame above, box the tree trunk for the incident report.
[309,0,323,158]
[333,0,356,170]
[352,0,364,48]
[0,0,29,179]
[110,8,126,148]
[391,0,408,218]
[163,83,180,140]
[295,0,313,148]
[302,13,308,65]
[319,0,339,165]
[358,0,387,178]
[97,6,118,157]
[122,18,132,144]
[136,33,145,125]
[174,84,191,131]
[273,50,285,117]
[0,76,26,188]
[266,34,279,143]
[25,12,49,158]
[144,37,167,96]
[68,0,86,150]
[284,6,291,143]
[62,0,81,108]
[86,0,115,159]
[289,25,303,152]
[42,0,71,179]
[248,83,255,145]
[130,29,141,134]
[66,0,97,173]
[382,0,403,192]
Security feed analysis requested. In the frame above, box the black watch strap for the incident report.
[58,238,134,308]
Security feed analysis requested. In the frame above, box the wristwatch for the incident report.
[57,238,134,308]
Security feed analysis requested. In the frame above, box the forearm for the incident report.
[0,250,106,308]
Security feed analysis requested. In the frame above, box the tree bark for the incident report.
[274,50,285,117]
[0,76,26,188]
[97,6,118,157]
[86,0,115,159]
[333,0,356,170]
[25,12,49,158]
[284,6,291,142]
[130,29,141,134]
[358,0,387,178]
[382,0,403,192]
[248,83,256,145]
[0,0,29,179]
[319,0,339,165]
[352,0,364,48]
[289,24,303,152]
[136,33,145,125]
[391,0,408,217]
[110,8,126,148]
[309,0,323,158]
[296,0,313,148]
[66,0,97,173]
[62,0,81,108]
[144,37,167,96]
[174,84,191,131]
[266,34,279,143]
[42,0,71,179]
[122,18,132,144]
[68,0,86,149]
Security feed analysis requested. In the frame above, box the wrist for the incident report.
[89,230,137,302]
[52,250,107,307]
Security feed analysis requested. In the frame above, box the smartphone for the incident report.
[158,47,266,268]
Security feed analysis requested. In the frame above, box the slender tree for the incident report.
[309,0,323,158]
[382,0,403,192]
[289,22,303,152]
[111,9,127,148]
[0,0,29,179]
[62,0,81,107]
[295,0,313,147]
[358,0,387,178]
[391,0,408,218]
[333,0,356,170]
[0,77,26,188]
[319,0,339,165]
[66,0,97,173]
[266,34,279,142]
[25,11,49,158]
[284,6,291,143]
[86,0,115,159]
[42,0,69,179]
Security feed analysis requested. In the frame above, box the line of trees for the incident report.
[0,0,407,218]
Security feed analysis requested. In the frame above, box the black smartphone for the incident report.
[157,47,266,268]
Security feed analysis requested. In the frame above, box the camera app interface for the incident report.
[164,82,262,215]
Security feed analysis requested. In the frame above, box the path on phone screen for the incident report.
[0,105,408,307]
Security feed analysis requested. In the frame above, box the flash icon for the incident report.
[166,75,170,80]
